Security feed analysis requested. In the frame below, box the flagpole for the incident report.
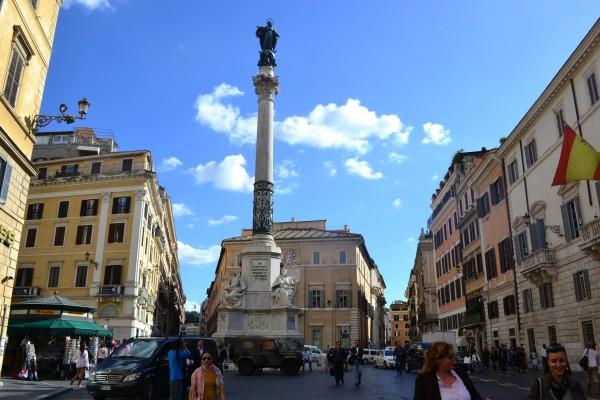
[570,78,594,207]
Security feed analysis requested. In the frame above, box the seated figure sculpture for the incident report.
[221,271,246,308]
[271,267,297,307]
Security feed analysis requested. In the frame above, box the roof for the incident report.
[223,228,362,242]
[11,295,96,312]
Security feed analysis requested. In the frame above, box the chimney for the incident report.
[344,224,349,232]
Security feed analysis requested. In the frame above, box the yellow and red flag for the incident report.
[552,124,600,186]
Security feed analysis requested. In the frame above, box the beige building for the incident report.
[10,128,184,340]
[0,0,63,373]
[389,300,409,347]
[204,220,387,348]
[498,19,600,367]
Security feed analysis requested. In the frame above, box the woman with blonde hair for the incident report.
[190,352,225,400]
[413,341,482,400]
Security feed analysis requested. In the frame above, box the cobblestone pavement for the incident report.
[47,365,571,400]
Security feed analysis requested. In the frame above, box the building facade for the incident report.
[204,220,387,349]
[11,129,184,339]
[389,300,410,347]
[0,0,62,372]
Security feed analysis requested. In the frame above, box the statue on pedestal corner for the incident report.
[221,271,246,308]
[271,266,297,307]
[256,19,279,67]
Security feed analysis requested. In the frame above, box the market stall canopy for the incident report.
[10,295,96,313]
[8,319,112,337]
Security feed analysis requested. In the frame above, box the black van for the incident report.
[87,336,217,400]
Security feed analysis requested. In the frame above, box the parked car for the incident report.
[373,349,396,369]
[362,348,378,364]
[87,336,217,400]
[303,345,327,367]
[227,336,303,376]
[406,342,431,372]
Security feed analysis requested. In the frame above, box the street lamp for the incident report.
[523,213,562,236]
[28,98,90,133]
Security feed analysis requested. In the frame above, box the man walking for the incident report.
[168,338,191,400]
[583,342,600,394]
[499,344,508,375]
[482,342,490,370]
[393,343,406,376]
[540,344,548,374]
[349,340,364,386]
[327,341,347,386]
[302,347,313,372]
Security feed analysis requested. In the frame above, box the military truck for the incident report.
[226,336,303,376]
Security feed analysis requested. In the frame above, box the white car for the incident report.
[303,345,327,367]
[362,348,378,364]
[373,349,396,369]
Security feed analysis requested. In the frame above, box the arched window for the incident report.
[99,304,120,318]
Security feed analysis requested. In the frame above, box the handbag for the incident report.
[579,349,589,371]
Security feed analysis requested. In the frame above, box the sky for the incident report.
[41,1,600,310]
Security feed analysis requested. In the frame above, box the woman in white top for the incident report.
[71,341,89,389]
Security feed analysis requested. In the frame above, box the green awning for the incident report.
[8,319,112,337]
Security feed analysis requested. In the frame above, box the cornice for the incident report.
[30,170,152,188]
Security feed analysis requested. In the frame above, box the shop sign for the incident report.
[32,309,60,316]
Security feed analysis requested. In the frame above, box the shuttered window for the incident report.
[57,201,69,218]
[561,197,582,241]
[308,289,324,308]
[48,266,60,288]
[587,72,600,106]
[16,268,33,287]
[490,178,505,205]
[335,289,351,308]
[26,203,44,220]
[515,231,529,265]
[528,219,546,252]
[487,301,499,319]
[503,295,516,315]
[80,199,98,216]
[523,289,534,313]
[539,282,555,309]
[53,226,65,246]
[507,160,519,185]
[103,265,122,285]
[108,223,125,243]
[3,47,25,107]
[524,139,538,168]
[76,225,93,245]
[37,167,47,180]
[485,248,497,280]
[573,270,592,301]
[75,265,88,287]
[112,197,131,214]
[90,162,101,175]
[25,228,36,247]
[0,157,11,204]
[477,193,491,218]
[122,159,133,172]
[555,109,565,137]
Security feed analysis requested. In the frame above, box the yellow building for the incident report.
[11,128,184,340]
[204,220,387,348]
[0,0,63,373]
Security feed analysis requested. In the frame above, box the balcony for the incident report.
[580,218,600,260]
[521,248,557,284]
[460,312,485,328]
[13,287,40,297]
[98,285,124,296]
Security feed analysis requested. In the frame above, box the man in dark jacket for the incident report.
[349,340,364,386]
[328,341,347,386]
[190,339,205,370]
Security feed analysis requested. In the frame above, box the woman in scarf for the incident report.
[526,344,585,400]
[190,352,225,400]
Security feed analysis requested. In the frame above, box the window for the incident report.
[57,201,69,218]
[527,328,536,355]
[112,196,131,214]
[573,270,592,301]
[548,326,557,345]
[75,265,88,287]
[60,164,79,176]
[312,252,320,265]
[15,268,33,287]
[539,282,555,309]
[80,199,98,216]
[308,289,324,308]
[48,266,60,288]
[490,178,504,205]
[555,109,565,137]
[477,193,491,218]
[53,226,65,246]
[587,72,600,106]
[37,167,47,180]
[53,135,70,144]
[103,265,122,285]
[108,223,125,243]
[91,162,101,175]
[582,320,595,346]
[524,139,538,168]
[122,159,133,172]
[485,248,497,280]
[3,46,26,107]
[0,157,11,205]
[338,326,350,348]
[312,329,321,348]
[26,203,44,220]
[487,301,499,319]
[336,289,351,308]
[498,237,514,272]
[503,295,516,315]
[523,289,534,313]
[25,228,36,247]
[76,225,93,245]
[393,315,400,321]
[562,197,582,241]
[515,231,529,265]
[529,218,547,252]
[339,250,347,264]
[508,160,519,185]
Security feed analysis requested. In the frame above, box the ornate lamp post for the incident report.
[27,98,90,133]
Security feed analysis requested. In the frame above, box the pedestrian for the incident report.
[70,341,89,389]
[394,343,406,376]
[490,347,499,371]
[517,347,527,373]
[190,351,225,400]
[530,350,538,370]
[413,341,483,400]
[327,341,347,386]
[526,344,585,400]
[168,338,191,400]
[191,339,206,370]
[302,347,313,372]
[481,343,490,370]
[581,342,600,394]
[541,344,548,374]
[217,344,227,372]
[349,340,364,386]
[97,341,109,365]
[499,345,508,374]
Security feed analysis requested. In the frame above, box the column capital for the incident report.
[253,73,279,99]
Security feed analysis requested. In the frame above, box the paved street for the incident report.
[43,366,565,400]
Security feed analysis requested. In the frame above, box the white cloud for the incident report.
[194,84,412,154]
[407,237,415,243]
[186,223,195,229]
[388,152,408,164]
[276,160,299,179]
[177,241,221,266]
[184,301,202,312]
[431,174,440,181]
[195,83,257,144]
[392,198,403,209]
[208,215,239,226]
[172,203,193,217]
[188,154,254,192]
[158,157,182,172]
[63,0,112,10]
[323,161,337,177]
[344,158,383,180]
[422,122,451,145]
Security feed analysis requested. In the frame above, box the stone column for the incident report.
[252,66,279,237]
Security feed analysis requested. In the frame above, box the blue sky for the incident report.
[42,1,599,310]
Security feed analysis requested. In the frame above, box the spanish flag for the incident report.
[552,124,600,186]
